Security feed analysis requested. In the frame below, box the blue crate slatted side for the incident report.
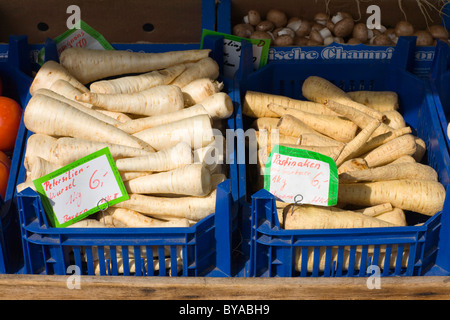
[13,36,241,277]
[233,37,450,277]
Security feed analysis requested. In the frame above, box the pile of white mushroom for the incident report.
[232,8,450,47]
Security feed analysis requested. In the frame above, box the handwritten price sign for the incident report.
[264,145,338,206]
[33,147,129,228]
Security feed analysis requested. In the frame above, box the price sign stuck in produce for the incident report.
[264,145,338,206]
[33,147,129,228]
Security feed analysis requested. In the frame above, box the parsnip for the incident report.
[89,64,186,94]
[59,47,211,84]
[268,103,358,142]
[133,114,215,151]
[115,141,193,172]
[339,162,438,183]
[284,205,395,230]
[338,179,446,216]
[182,78,223,106]
[24,94,154,151]
[49,137,153,166]
[302,76,385,120]
[77,85,184,116]
[243,90,338,118]
[170,57,220,88]
[30,60,89,95]
[124,164,212,197]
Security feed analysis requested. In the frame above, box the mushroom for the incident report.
[414,30,434,46]
[274,34,294,46]
[250,30,273,40]
[308,28,332,45]
[333,17,354,38]
[309,29,324,44]
[371,34,395,46]
[314,12,329,26]
[232,23,254,38]
[428,25,449,40]
[352,23,369,43]
[286,17,312,37]
[243,10,261,26]
[385,28,397,43]
[323,36,334,46]
[307,39,322,46]
[266,9,288,28]
[395,21,414,37]
[256,20,275,32]
[293,36,309,46]
[347,38,362,45]
[273,27,295,38]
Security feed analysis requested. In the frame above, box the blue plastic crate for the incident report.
[13,36,241,277]
[216,0,450,78]
[234,37,450,277]
[0,36,33,274]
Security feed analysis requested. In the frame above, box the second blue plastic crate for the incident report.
[234,37,450,277]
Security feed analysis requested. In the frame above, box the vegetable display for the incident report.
[244,75,446,232]
[233,8,449,47]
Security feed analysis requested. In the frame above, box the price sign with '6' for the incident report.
[264,145,338,206]
[33,147,129,228]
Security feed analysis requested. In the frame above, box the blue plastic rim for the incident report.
[233,37,450,277]
[12,35,242,277]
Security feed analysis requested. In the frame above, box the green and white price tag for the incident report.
[37,20,114,65]
[264,145,339,206]
[33,147,129,228]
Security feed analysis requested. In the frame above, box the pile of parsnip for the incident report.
[18,47,234,230]
[244,75,446,230]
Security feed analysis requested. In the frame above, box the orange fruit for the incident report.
[0,96,22,151]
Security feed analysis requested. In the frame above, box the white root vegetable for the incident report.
[115,141,193,172]
[133,114,215,151]
[182,78,224,106]
[338,179,446,216]
[35,88,120,126]
[49,79,93,108]
[89,64,187,94]
[59,47,211,84]
[284,205,395,230]
[198,92,234,120]
[24,134,57,171]
[347,90,399,112]
[170,57,220,88]
[67,219,112,228]
[115,174,225,221]
[362,134,417,167]
[49,137,153,166]
[30,60,89,96]
[267,103,358,142]
[339,162,438,183]
[124,164,212,197]
[28,157,61,180]
[76,85,184,117]
[115,190,216,221]
[116,104,209,134]
[302,76,385,120]
[109,208,190,228]
[24,94,154,152]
